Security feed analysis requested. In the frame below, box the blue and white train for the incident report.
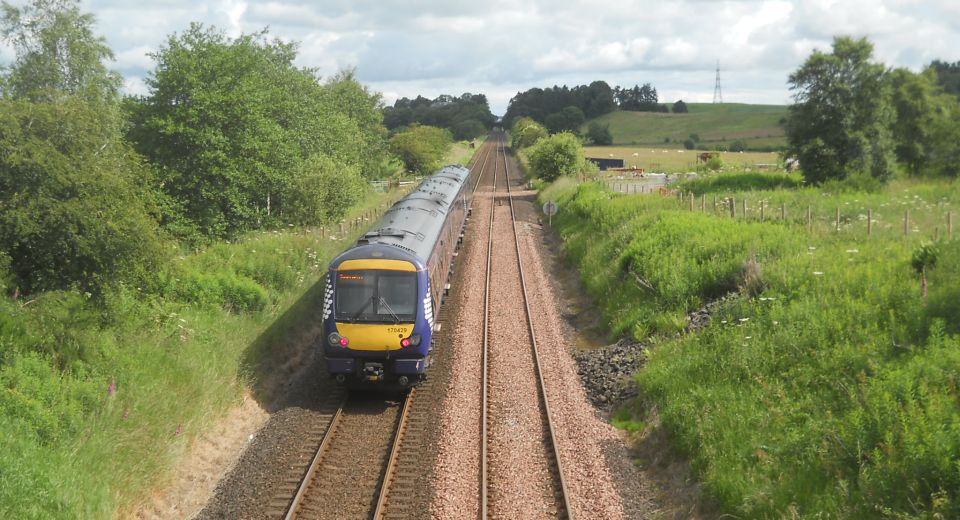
[321,165,472,386]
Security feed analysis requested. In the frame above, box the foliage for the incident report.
[545,179,960,518]
[729,139,747,152]
[544,105,585,134]
[0,0,120,104]
[503,81,616,128]
[285,154,365,225]
[383,92,494,140]
[510,116,548,149]
[586,121,613,145]
[677,172,803,195]
[388,124,452,175]
[127,24,386,241]
[672,99,688,113]
[614,83,666,112]
[786,36,896,184]
[683,138,695,150]
[930,59,960,97]
[0,97,170,295]
[526,132,584,181]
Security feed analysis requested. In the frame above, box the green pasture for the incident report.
[583,145,782,173]
[585,103,788,150]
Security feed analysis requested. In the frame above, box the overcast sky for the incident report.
[6,0,960,115]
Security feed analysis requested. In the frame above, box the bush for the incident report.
[511,117,548,149]
[586,121,613,145]
[527,132,585,181]
[677,172,804,195]
[286,154,366,226]
[683,138,695,150]
[729,139,748,152]
[389,124,452,175]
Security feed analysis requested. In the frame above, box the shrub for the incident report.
[677,172,804,195]
[527,132,585,181]
[389,124,452,175]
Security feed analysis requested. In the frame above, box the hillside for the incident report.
[586,103,789,150]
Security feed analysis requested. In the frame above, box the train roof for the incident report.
[352,164,470,262]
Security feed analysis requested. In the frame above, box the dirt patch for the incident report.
[129,393,269,520]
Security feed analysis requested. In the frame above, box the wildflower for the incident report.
[846,249,859,253]
[772,321,779,325]
[107,380,117,396]
[813,271,824,275]
[745,336,752,339]
[721,320,728,324]
[175,424,183,436]
[808,246,816,251]
[739,318,749,322]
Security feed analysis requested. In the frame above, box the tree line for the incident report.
[502,81,688,141]
[0,0,398,297]
[786,36,960,184]
[382,93,496,140]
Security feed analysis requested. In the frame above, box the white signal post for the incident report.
[543,201,558,226]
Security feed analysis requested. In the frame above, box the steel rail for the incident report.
[479,132,500,520]
[284,402,345,520]
[372,388,417,519]
[501,139,575,519]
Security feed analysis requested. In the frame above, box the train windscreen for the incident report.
[335,270,417,323]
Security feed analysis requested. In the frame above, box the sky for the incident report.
[5,0,960,115]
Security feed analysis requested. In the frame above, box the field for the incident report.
[582,145,781,173]
[585,103,788,150]
[540,174,960,518]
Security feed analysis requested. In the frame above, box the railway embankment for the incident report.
[540,175,960,518]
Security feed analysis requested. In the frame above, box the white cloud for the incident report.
[0,0,939,113]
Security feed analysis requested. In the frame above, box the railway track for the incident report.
[276,139,500,520]
[481,134,573,519]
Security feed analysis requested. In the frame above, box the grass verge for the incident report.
[544,179,960,518]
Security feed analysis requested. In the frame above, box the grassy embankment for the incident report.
[541,173,960,518]
[0,180,427,518]
[587,103,788,149]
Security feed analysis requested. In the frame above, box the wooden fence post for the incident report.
[689,193,694,211]
[730,197,736,218]
[867,209,872,236]
[835,207,840,232]
[780,203,786,221]
[806,206,812,231]
[713,195,717,213]
[904,210,909,236]
[701,194,706,212]
[948,211,953,239]
[742,199,748,218]
[760,200,765,221]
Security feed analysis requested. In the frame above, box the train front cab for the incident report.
[322,255,433,387]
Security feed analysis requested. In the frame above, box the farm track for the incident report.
[481,134,572,519]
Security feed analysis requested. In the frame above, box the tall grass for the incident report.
[0,188,405,518]
[545,180,960,518]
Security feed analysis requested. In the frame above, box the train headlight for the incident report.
[402,334,422,348]
[328,332,349,347]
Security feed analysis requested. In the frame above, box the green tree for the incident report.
[586,121,613,145]
[729,139,748,152]
[389,124,452,175]
[0,0,120,104]
[0,98,170,295]
[527,132,585,181]
[544,105,585,134]
[128,24,384,240]
[785,36,896,184]
[672,99,689,113]
[510,116,548,149]
[889,67,960,176]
